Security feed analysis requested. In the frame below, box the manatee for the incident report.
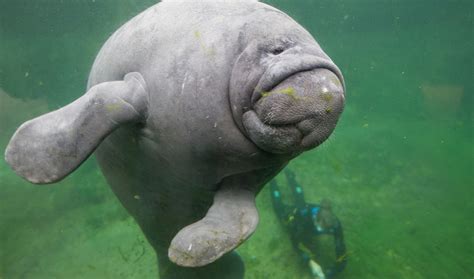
[5,0,345,278]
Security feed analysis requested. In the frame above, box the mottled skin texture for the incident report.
[5,1,345,278]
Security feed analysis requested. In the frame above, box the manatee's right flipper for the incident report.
[168,168,278,267]
[159,251,245,279]
[168,183,259,267]
[5,72,148,184]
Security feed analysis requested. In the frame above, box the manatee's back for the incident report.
[87,0,260,88]
[87,3,165,88]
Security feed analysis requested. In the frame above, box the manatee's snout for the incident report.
[243,68,344,154]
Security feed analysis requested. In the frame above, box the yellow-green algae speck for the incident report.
[260,87,301,100]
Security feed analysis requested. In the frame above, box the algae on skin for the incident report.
[260,87,302,100]
[194,30,216,57]
[105,103,124,112]
[320,92,333,102]
[321,92,333,114]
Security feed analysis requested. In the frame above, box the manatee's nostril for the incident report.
[270,47,285,55]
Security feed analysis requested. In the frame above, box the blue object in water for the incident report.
[311,207,320,218]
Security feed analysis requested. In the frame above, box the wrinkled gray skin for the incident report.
[5,0,345,278]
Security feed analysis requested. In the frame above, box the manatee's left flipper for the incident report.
[5,72,148,184]
[168,169,278,267]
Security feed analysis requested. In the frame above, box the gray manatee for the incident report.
[5,0,345,278]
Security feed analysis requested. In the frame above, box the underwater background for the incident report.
[0,0,472,278]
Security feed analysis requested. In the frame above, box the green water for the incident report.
[0,0,472,278]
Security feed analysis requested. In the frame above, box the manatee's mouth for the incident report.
[250,53,345,107]
[242,67,345,155]
[250,70,309,120]
[228,42,345,155]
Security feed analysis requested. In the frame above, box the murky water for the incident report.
[1,1,472,278]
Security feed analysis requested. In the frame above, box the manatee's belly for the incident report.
[93,125,274,244]
[96,127,212,211]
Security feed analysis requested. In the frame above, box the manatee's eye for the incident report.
[270,46,285,55]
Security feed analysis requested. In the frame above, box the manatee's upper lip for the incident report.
[251,54,344,107]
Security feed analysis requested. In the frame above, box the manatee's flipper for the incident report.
[5,72,148,184]
[159,251,245,279]
[168,175,264,267]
